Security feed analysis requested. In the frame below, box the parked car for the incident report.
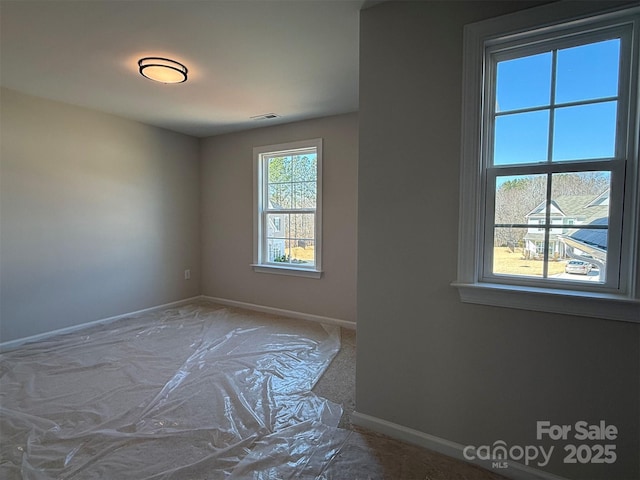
[565,260,592,275]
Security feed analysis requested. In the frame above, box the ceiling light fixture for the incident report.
[138,57,188,84]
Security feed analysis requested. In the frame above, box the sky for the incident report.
[493,38,620,167]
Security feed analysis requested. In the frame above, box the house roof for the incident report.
[557,216,608,260]
[526,191,609,223]
[568,217,608,250]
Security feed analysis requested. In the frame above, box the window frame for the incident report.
[453,2,640,323]
[483,28,628,292]
[252,138,323,278]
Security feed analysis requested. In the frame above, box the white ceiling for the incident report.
[0,0,365,137]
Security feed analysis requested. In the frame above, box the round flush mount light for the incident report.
[138,57,188,84]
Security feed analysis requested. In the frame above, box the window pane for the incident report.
[267,238,290,263]
[496,52,552,112]
[268,184,291,209]
[292,153,317,182]
[494,110,549,165]
[266,213,315,266]
[495,174,547,226]
[267,213,293,264]
[268,156,292,183]
[549,239,608,283]
[291,239,315,266]
[266,213,289,239]
[548,172,609,282]
[493,227,543,277]
[550,171,611,220]
[494,175,547,277]
[552,102,617,161]
[292,182,317,209]
[290,213,315,241]
[555,39,620,104]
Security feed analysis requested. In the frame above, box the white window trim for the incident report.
[252,138,323,279]
[453,2,640,323]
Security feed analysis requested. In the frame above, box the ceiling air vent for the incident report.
[251,113,280,120]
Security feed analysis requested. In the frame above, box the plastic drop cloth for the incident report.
[0,304,356,479]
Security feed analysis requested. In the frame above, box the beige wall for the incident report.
[0,88,201,342]
[200,113,358,322]
[0,90,356,342]
[356,2,639,479]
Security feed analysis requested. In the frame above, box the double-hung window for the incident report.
[253,139,322,278]
[454,3,640,322]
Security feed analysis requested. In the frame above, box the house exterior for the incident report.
[523,190,609,259]
[266,201,287,262]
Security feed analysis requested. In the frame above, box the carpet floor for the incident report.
[1,301,508,479]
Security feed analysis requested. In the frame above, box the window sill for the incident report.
[251,264,323,279]
[451,281,640,324]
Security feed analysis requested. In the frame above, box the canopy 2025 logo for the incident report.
[463,420,618,469]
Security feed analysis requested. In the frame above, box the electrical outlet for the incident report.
[184,269,191,280]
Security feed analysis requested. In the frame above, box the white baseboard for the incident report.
[351,411,570,480]
[201,296,356,330]
[1,295,355,351]
[0,296,202,352]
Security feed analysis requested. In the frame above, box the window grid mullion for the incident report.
[265,209,315,215]
[547,48,558,164]
[488,159,621,176]
[541,50,558,278]
[494,96,619,117]
[542,173,552,278]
